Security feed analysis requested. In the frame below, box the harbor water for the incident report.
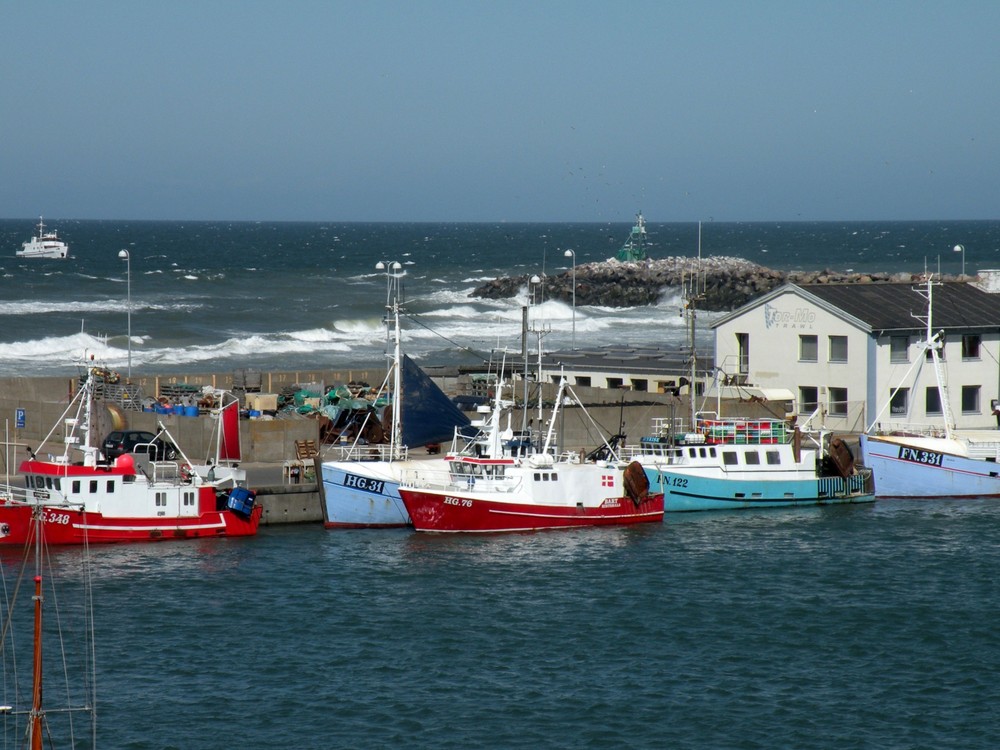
[39,496,1000,749]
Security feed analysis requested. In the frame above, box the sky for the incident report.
[3,1,999,223]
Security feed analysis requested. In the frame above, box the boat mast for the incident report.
[914,276,955,438]
[28,511,44,750]
[682,223,704,428]
[378,261,406,457]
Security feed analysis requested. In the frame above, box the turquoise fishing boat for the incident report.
[629,414,874,512]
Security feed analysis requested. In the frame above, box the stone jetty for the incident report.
[471,256,938,311]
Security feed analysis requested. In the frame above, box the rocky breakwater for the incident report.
[472,256,930,311]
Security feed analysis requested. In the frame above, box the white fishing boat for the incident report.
[17,216,70,259]
[859,275,1000,498]
[397,378,664,533]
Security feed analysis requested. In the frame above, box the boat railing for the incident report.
[400,467,524,494]
[328,443,408,462]
[869,421,950,438]
[149,461,184,485]
[817,470,873,499]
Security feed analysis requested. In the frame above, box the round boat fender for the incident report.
[828,437,855,479]
[623,461,650,506]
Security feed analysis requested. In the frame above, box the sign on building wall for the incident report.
[763,301,816,330]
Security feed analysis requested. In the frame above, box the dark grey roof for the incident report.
[799,282,1000,331]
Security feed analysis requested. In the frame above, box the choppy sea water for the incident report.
[1,219,1000,378]
[16,497,991,749]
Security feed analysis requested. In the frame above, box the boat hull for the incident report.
[859,433,1000,498]
[0,502,262,545]
[320,461,411,529]
[399,488,664,533]
[645,469,874,512]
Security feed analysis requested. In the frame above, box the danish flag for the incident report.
[601,474,614,487]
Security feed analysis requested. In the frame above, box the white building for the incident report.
[711,275,1000,432]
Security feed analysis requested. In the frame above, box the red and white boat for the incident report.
[398,380,664,533]
[3,369,261,545]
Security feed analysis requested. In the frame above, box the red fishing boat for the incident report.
[2,369,261,545]
[397,379,664,533]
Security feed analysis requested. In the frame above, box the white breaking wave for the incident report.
[0,299,204,316]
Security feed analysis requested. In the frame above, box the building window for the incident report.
[962,334,981,360]
[799,335,818,362]
[962,385,981,414]
[926,336,945,362]
[799,386,819,414]
[606,377,623,389]
[925,387,942,415]
[890,336,909,363]
[575,376,591,387]
[736,332,750,375]
[829,336,848,363]
[631,379,648,392]
[829,387,848,417]
[890,388,909,416]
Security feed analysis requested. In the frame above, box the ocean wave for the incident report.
[0,299,204,316]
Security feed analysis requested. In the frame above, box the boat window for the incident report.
[106,480,115,492]
[45,477,53,490]
[24,476,33,489]
[156,492,166,507]
[766,451,781,465]
[698,447,707,458]
[183,491,195,507]
[53,479,61,491]
[688,448,697,458]
[89,480,98,493]
[722,451,738,466]
[709,447,717,457]
[72,480,81,494]
[534,472,541,481]
[745,451,761,465]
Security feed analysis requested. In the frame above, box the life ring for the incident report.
[180,463,193,481]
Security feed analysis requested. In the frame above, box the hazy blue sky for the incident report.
[4,1,998,222]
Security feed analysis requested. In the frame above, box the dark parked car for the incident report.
[102,430,178,461]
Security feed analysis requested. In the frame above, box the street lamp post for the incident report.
[118,249,131,379]
[563,249,576,348]
[954,244,965,278]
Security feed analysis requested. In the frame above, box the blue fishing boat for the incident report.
[319,262,471,528]
[630,415,874,512]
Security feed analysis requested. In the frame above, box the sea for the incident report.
[2,219,1000,379]
[3,219,1000,749]
[12,499,1000,749]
